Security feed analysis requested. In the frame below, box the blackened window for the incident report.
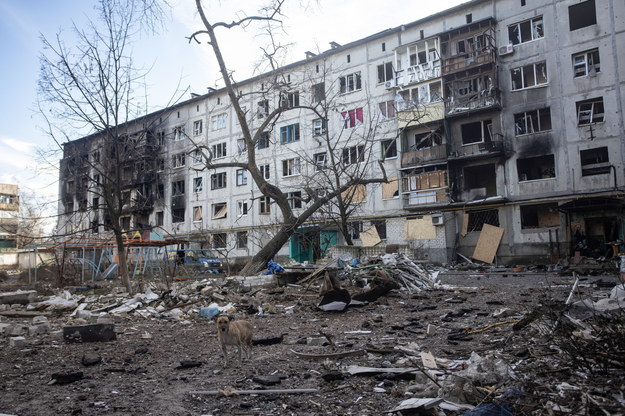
[569,0,596,31]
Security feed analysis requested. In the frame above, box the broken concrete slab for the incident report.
[9,336,27,348]
[63,323,117,343]
[0,290,37,305]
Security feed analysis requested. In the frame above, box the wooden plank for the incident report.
[382,178,398,199]
[404,217,436,240]
[472,224,504,264]
[461,212,468,237]
[360,226,381,247]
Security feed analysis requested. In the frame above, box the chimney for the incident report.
[329,41,341,49]
[305,51,316,59]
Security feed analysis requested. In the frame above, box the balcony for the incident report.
[442,49,495,75]
[401,144,449,168]
[402,170,447,193]
[402,189,450,208]
[396,61,441,87]
[448,139,504,161]
[445,88,501,117]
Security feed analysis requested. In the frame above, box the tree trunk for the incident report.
[114,231,132,294]
[240,221,296,276]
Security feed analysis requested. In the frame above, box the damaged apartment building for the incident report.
[58,0,625,266]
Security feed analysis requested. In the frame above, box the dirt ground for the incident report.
[0,269,622,415]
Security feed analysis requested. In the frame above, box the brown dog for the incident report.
[216,316,253,367]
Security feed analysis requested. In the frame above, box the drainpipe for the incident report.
[610,164,618,191]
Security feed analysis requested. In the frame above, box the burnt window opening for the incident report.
[569,0,596,31]
[372,220,387,240]
[573,49,600,77]
[517,155,556,181]
[464,164,497,198]
[156,183,164,200]
[156,211,164,226]
[172,207,185,223]
[237,231,248,249]
[172,180,185,196]
[461,120,492,145]
[467,209,499,232]
[577,97,604,125]
[580,147,610,176]
[410,128,444,150]
[520,203,560,229]
[514,108,552,135]
[212,233,227,249]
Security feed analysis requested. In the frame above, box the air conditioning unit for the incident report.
[498,44,514,56]
[431,213,444,226]
[384,81,394,89]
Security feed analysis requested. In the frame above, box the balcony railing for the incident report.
[402,170,448,193]
[445,89,501,116]
[448,139,504,160]
[402,189,450,207]
[396,61,441,87]
[401,144,449,168]
[442,49,495,74]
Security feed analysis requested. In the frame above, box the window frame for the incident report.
[193,177,203,193]
[572,49,600,78]
[378,101,396,120]
[287,191,303,209]
[514,108,552,136]
[236,169,248,186]
[172,152,186,168]
[461,120,492,145]
[342,145,365,165]
[172,180,185,196]
[339,72,362,94]
[508,16,544,45]
[314,152,327,171]
[280,123,301,144]
[210,172,227,190]
[341,108,364,129]
[282,157,301,177]
[576,97,605,125]
[381,139,398,160]
[511,62,548,91]
[211,113,227,131]
[259,196,271,214]
[193,120,203,136]
[312,118,327,136]
[377,62,393,84]
[212,202,228,219]
[237,200,249,216]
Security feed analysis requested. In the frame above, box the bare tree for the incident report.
[187,1,390,275]
[38,0,167,293]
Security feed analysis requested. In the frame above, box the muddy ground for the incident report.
[0,270,622,415]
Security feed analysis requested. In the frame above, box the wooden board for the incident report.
[461,213,469,237]
[472,224,504,263]
[360,226,381,247]
[404,217,436,240]
[382,178,399,199]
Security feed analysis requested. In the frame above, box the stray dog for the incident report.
[216,316,253,367]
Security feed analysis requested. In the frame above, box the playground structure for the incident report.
[26,233,191,284]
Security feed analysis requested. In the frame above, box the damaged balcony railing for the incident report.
[401,144,449,168]
[395,61,441,87]
[448,139,504,159]
[445,89,501,116]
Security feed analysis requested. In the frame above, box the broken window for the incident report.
[236,231,248,249]
[517,155,556,181]
[191,150,202,165]
[257,132,270,150]
[508,16,544,45]
[280,123,300,144]
[173,125,185,141]
[381,139,397,159]
[193,120,203,135]
[349,222,363,240]
[236,169,247,186]
[312,82,325,103]
[193,206,203,222]
[156,211,164,226]
[211,113,227,130]
[212,203,227,219]
[467,209,500,232]
[193,177,203,193]
[172,153,186,168]
[412,129,444,150]
[287,191,303,209]
[372,220,387,240]
[282,158,301,177]
[260,164,270,179]
[461,120,492,145]
[156,131,165,146]
[514,108,552,135]
[377,62,393,84]
[573,49,601,77]
[341,108,364,129]
[520,203,560,229]
[237,200,248,216]
[172,180,185,196]
[577,97,604,125]
[339,72,362,94]
[236,138,246,154]
[429,82,442,102]
[378,101,395,120]
[580,147,610,176]
[212,233,227,249]
[313,119,327,136]
[569,0,596,31]
[257,100,269,118]
[464,164,497,197]
[511,62,548,90]
[212,142,227,158]
[259,196,271,214]
[172,207,185,223]
[314,153,327,171]
[280,91,300,108]
[211,172,226,189]
[342,145,365,165]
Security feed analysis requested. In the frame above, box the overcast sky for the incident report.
[0,0,466,206]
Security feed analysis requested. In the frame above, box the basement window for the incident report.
[467,209,500,232]
[580,147,610,176]
[212,233,227,249]
[461,120,492,145]
[569,0,596,31]
[517,155,556,181]
[577,97,604,125]
[212,202,227,219]
[520,203,560,229]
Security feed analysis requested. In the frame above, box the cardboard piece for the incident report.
[404,217,436,240]
[382,178,399,199]
[360,226,381,247]
[472,224,504,263]
[421,351,437,369]
[342,184,366,203]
